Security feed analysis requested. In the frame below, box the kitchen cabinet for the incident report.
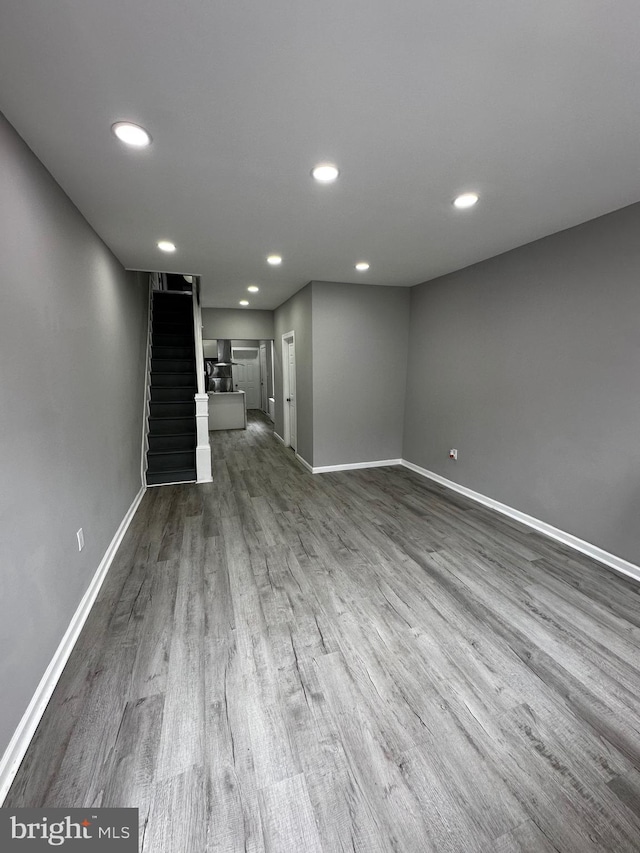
[208,391,247,430]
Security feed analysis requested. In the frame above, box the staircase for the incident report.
[146,291,197,485]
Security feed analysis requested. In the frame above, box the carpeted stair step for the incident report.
[151,357,196,373]
[150,385,197,402]
[148,433,197,453]
[149,401,196,418]
[146,468,197,486]
[148,416,196,435]
[147,449,196,472]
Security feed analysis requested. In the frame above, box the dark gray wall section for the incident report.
[312,282,410,468]
[274,285,313,464]
[0,114,148,758]
[403,202,640,564]
[202,308,274,340]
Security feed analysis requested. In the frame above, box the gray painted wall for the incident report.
[202,308,274,340]
[312,282,410,468]
[403,202,640,564]
[0,114,148,758]
[202,339,260,357]
[274,285,313,464]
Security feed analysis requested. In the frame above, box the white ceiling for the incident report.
[1,0,640,309]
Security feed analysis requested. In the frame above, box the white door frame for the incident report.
[282,330,296,449]
[259,342,268,413]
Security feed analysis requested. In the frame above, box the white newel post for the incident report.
[192,280,212,483]
[195,393,212,482]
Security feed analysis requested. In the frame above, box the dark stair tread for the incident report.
[150,394,197,404]
[149,409,195,419]
[149,387,197,393]
[149,414,196,420]
[152,348,194,358]
[148,434,197,451]
[153,304,192,310]
[147,449,196,458]
[147,449,196,472]
[147,473,197,485]
[152,336,195,347]
[148,420,196,435]
[149,411,195,418]
[147,447,196,462]
[151,366,196,374]
[148,432,196,440]
[153,299,192,304]
[149,376,197,384]
[149,431,196,437]
[149,398,196,404]
[146,468,197,486]
[149,399,196,404]
[152,322,193,330]
[150,386,197,394]
[151,379,197,388]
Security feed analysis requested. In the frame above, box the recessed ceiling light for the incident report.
[157,241,176,252]
[312,163,339,183]
[267,255,282,265]
[112,122,151,148]
[355,261,370,271]
[247,285,259,292]
[239,300,249,306]
[453,192,479,209]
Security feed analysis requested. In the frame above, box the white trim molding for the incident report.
[313,458,402,474]
[295,452,314,473]
[401,460,640,584]
[194,393,213,483]
[273,431,285,445]
[140,274,153,486]
[192,282,212,484]
[0,485,147,805]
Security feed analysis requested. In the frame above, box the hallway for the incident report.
[6,412,640,851]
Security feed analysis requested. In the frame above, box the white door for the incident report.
[282,332,296,450]
[259,342,268,413]
[232,347,261,408]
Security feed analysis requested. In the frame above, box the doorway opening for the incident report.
[231,346,261,408]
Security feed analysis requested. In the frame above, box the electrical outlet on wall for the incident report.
[76,528,84,551]
[449,449,458,461]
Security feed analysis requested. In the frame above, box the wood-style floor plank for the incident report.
[6,411,640,852]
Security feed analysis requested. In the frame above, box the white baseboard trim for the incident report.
[0,485,147,806]
[401,460,640,584]
[273,432,285,445]
[313,458,402,474]
[295,452,314,473]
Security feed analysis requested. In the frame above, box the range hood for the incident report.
[207,340,235,393]
[216,339,236,365]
